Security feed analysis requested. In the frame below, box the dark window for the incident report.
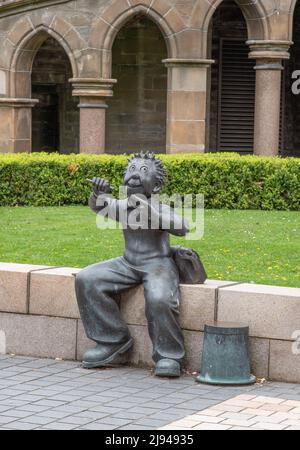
[282,1,300,157]
[31,37,79,154]
[32,85,59,153]
[217,38,255,153]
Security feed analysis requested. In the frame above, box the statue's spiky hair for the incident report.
[126,150,167,185]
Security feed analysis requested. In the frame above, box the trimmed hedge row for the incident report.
[0,152,299,210]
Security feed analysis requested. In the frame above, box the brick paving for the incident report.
[0,355,300,430]
[160,395,300,430]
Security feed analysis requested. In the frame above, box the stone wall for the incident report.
[0,0,297,155]
[0,262,300,383]
[106,17,167,154]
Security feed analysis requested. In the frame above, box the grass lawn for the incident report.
[0,206,299,288]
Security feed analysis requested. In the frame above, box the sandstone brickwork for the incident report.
[0,0,297,155]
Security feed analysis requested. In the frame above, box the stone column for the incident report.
[163,59,214,154]
[253,60,282,156]
[0,98,38,153]
[71,78,116,154]
[247,41,291,156]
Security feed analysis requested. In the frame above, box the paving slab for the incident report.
[0,356,300,430]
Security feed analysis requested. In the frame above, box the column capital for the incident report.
[162,58,215,68]
[70,78,117,98]
[0,98,38,108]
[247,40,292,62]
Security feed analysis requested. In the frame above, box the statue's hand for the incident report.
[90,177,112,196]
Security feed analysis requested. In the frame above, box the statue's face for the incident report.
[124,158,161,197]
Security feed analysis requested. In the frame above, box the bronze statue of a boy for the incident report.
[75,151,189,377]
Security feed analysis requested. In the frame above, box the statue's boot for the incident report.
[154,359,181,378]
[82,338,133,369]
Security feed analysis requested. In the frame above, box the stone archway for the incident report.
[1,17,81,153]
[191,0,268,57]
[89,0,184,79]
[8,18,78,152]
[203,0,291,156]
[9,22,79,99]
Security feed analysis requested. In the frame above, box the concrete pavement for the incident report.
[0,355,300,430]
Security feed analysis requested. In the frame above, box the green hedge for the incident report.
[0,152,299,210]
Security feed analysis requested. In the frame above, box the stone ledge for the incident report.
[218,283,300,341]
[0,262,48,314]
[30,266,81,319]
[0,263,300,382]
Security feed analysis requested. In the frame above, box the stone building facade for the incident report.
[0,0,299,156]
